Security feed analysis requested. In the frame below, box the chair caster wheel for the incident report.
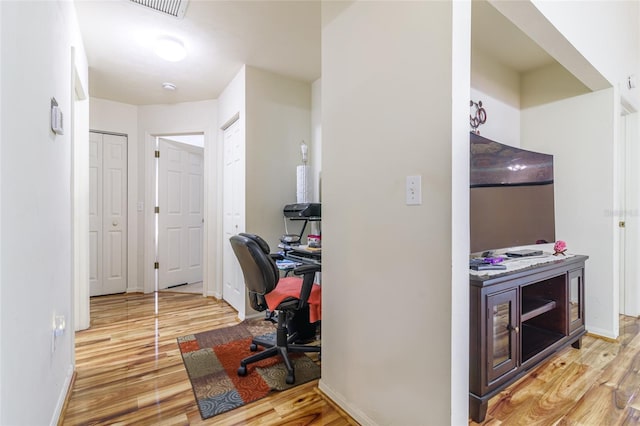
[250,343,258,351]
[286,374,295,385]
[237,366,247,376]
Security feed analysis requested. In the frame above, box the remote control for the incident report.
[470,264,507,271]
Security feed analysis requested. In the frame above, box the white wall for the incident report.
[0,3,3,417]
[0,1,87,424]
[245,66,312,249]
[311,78,322,202]
[320,2,469,424]
[470,87,520,147]
[216,66,312,317]
[522,88,617,338]
[471,47,521,145]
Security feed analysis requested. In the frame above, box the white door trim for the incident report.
[143,131,215,296]
[89,131,128,296]
[157,138,204,289]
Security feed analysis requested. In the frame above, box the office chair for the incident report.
[229,233,321,384]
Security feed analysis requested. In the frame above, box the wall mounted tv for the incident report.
[470,132,555,254]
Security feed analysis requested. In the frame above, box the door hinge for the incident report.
[155,150,160,158]
[155,206,160,214]
[154,262,159,269]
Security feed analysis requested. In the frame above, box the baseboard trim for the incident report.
[53,366,76,426]
[586,332,619,343]
[314,384,360,424]
[586,326,618,341]
[318,379,377,426]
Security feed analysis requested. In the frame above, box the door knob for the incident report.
[112,220,118,227]
[507,324,519,333]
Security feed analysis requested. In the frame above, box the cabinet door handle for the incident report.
[507,324,519,333]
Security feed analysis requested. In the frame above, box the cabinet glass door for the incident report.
[487,289,518,383]
[569,268,584,332]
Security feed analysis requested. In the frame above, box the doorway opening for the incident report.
[153,134,205,295]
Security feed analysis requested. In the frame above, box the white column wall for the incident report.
[320,1,469,424]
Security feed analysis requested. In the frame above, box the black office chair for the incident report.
[229,233,321,384]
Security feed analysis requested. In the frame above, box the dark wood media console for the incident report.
[469,254,588,422]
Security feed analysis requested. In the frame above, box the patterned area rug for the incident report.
[177,320,321,420]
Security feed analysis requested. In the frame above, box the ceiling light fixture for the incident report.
[162,82,177,91]
[154,36,186,62]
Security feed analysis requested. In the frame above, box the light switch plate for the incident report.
[406,175,422,205]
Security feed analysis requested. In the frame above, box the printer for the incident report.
[283,203,321,219]
[280,203,321,246]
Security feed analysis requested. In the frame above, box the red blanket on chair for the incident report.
[264,277,322,323]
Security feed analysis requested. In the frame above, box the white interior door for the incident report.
[621,111,640,316]
[618,112,628,314]
[157,138,204,289]
[89,131,127,296]
[222,119,245,314]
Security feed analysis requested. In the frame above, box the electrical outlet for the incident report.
[51,314,66,353]
[406,175,422,205]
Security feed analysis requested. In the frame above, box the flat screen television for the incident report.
[470,133,555,254]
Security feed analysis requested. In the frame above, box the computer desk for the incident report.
[276,244,321,276]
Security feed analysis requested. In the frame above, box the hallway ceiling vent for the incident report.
[129,0,189,19]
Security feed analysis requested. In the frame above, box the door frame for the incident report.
[156,137,205,290]
[143,130,216,296]
[72,47,90,331]
[88,130,129,296]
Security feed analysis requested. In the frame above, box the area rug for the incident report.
[177,320,321,420]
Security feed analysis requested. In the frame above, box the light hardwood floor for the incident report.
[471,315,640,425]
[63,292,640,425]
[62,292,356,425]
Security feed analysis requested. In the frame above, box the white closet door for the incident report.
[89,132,127,296]
[157,138,204,289]
[89,132,103,296]
[222,119,245,314]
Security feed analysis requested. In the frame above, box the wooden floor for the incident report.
[62,292,640,425]
[471,314,640,425]
[61,292,356,426]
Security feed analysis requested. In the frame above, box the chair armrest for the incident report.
[269,252,284,261]
[293,264,321,276]
[293,264,320,310]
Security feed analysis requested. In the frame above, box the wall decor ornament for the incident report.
[470,100,486,134]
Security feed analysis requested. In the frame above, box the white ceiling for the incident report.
[74,0,554,106]
[74,0,321,105]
